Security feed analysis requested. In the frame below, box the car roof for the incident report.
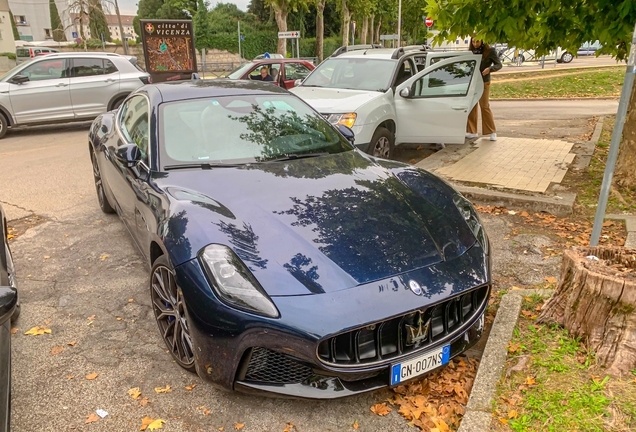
[250,58,312,64]
[333,48,398,60]
[151,79,289,103]
[45,52,123,58]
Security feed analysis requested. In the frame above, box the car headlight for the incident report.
[199,244,279,318]
[325,113,357,128]
[453,194,488,254]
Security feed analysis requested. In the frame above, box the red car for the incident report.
[227,59,315,89]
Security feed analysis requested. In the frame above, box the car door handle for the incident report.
[452,106,467,111]
[104,78,116,83]
[56,82,68,87]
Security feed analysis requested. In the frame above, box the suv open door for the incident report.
[394,54,483,145]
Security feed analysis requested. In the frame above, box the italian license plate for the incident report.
[390,345,451,385]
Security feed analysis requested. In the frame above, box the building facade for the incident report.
[70,13,137,42]
[0,0,15,52]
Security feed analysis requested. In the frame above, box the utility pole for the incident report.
[238,20,241,59]
[397,0,402,47]
[113,0,128,54]
[590,22,636,245]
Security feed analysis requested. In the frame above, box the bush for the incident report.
[0,52,16,60]
[206,31,277,60]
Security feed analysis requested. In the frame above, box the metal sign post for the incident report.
[590,22,636,246]
[238,21,241,59]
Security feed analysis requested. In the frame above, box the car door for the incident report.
[424,51,474,68]
[8,58,73,124]
[102,94,150,239]
[282,62,313,89]
[69,58,120,118]
[394,54,483,145]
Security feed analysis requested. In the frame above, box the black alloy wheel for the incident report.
[91,151,115,214]
[368,127,395,159]
[150,255,196,372]
[0,113,8,139]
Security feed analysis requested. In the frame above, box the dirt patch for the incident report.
[393,144,437,165]
[7,214,46,242]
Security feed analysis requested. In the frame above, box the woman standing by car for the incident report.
[466,38,502,141]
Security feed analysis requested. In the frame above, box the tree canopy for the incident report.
[426,0,636,60]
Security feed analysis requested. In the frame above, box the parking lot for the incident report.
[1,124,429,431]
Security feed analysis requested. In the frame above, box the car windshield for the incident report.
[159,94,352,167]
[301,58,395,91]
[227,62,256,79]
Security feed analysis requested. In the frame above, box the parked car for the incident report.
[291,46,484,158]
[500,46,573,64]
[226,59,315,89]
[16,46,59,65]
[0,203,19,432]
[88,79,491,398]
[578,41,602,56]
[0,52,150,139]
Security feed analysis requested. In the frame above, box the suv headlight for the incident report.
[199,244,279,318]
[325,113,357,128]
[453,194,488,254]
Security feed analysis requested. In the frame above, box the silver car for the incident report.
[0,52,150,138]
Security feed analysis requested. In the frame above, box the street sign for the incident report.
[71,31,78,38]
[140,19,197,83]
[425,17,434,27]
[240,34,244,41]
[278,31,300,39]
[380,34,398,40]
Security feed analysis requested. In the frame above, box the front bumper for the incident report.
[176,242,490,399]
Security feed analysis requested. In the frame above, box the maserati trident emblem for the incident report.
[405,312,431,346]
[409,280,422,296]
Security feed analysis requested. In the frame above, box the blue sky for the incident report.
[116,0,250,16]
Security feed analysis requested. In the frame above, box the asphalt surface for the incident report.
[0,97,595,430]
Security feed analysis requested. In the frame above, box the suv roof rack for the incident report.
[331,44,382,57]
[391,44,431,59]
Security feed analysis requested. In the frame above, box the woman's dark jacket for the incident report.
[472,46,502,83]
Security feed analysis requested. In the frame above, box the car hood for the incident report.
[290,86,385,115]
[154,151,477,296]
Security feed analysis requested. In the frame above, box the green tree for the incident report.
[264,0,309,54]
[88,0,111,41]
[134,0,190,36]
[193,0,210,49]
[49,0,67,41]
[426,0,636,187]
[9,11,20,40]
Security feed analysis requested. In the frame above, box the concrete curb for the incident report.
[571,116,603,171]
[454,185,575,217]
[606,214,636,248]
[458,289,554,432]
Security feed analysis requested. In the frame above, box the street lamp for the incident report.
[397,0,401,47]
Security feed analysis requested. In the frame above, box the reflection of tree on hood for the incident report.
[246,151,373,179]
[165,210,192,258]
[215,221,268,270]
[283,253,324,294]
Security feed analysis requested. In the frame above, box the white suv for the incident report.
[291,46,484,158]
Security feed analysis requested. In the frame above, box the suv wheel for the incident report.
[0,114,8,139]
[368,127,394,159]
[560,52,573,63]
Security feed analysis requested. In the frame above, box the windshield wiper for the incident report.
[262,152,330,163]
[163,162,242,171]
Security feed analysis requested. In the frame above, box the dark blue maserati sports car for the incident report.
[88,80,491,399]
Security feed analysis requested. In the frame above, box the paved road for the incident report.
[497,54,624,74]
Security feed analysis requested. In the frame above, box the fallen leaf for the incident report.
[203,409,210,416]
[235,424,245,430]
[526,376,536,385]
[87,315,96,320]
[521,310,534,318]
[219,428,224,431]
[154,385,172,394]
[24,326,51,336]
[67,375,74,380]
[100,254,109,261]
[10,327,18,334]
[128,387,142,399]
[544,276,557,284]
[85,413,100,424]
[67,341,76,346]
[139,397,149,407]
[353,420,359,429]
[520,211,529,217]
[50,346,64,356]
[499,418,509,425]
[370,403,392,416]
[508,410,518,419]
[148,419,165,431]
[44,255,50,259]
[602,221,614,227]
[185,384,196,391]
[86,372,98,380]
[116,317,123,321]
[140,417,154,431]
[128,298,134,303]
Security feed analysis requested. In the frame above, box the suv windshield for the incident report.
[159,94,352,167]
[301,57,395,91]
[227,62,256,79]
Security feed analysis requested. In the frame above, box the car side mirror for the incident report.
[399,87,411,98]
[294,79,303,87]
[0,286,17,326]
[9,75,29,85]
[115,144,141,167]
[337,124,355,144]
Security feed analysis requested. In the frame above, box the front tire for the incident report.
[0,113,8,139]
[91,150,115,214]
[150,255,196,372]
[560,52,573,63]
[368,127,395,159]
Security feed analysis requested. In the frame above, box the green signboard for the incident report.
[140,19,198,82]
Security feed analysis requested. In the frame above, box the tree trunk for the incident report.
[538,246,636,376]
[341,0,350,47]
[375,19,381,46]
[273,5,288,55]
[369,14,375,44]
[315,0,325,62]
[361,16,368,44]
[614,82,636,189]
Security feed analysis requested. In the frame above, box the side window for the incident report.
[16,48,28,57]
[119,95,149,163]
[284,63,311,81]
[104,60,118,74]
[394,60,414,86]
[71,58,106,77]
[20,59,68,81]
[412,60,475,98]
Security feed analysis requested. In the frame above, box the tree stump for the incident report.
[538,246,636,376]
